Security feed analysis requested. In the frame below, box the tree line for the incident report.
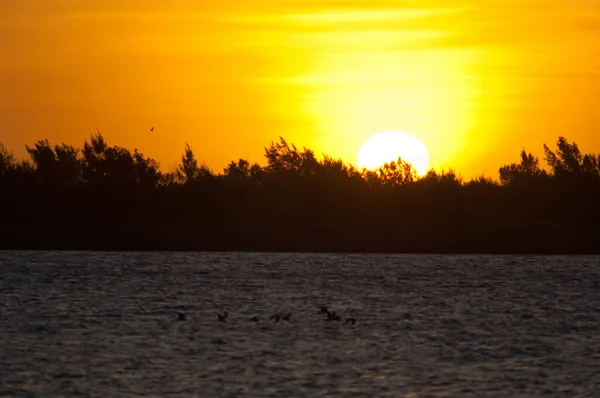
[1,134,599,253]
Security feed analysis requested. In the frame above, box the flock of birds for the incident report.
[175,306,357,325]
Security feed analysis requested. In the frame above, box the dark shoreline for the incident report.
[3,222,598,254]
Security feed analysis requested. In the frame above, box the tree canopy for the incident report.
[0,134,599,253]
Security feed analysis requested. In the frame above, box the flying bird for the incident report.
[150,127,154,132]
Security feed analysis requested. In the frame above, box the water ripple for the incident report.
[0,252,599,397]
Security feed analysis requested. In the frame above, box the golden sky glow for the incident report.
[1,0,599,177]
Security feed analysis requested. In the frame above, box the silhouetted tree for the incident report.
[223,159,262,183]
[26,139,60,184]
[1,133,600,253]
[541,136,600,222]
[132,149,162,190]
[80,133,164,202]
[544,136,600,177]
[54,143,82,187]
[177,143,199,183]
[419,169,462,186]
[176,143,213,184]
[81,133,109,187]
[466,175,498,187]
[499,150,547,185]
[316,156,362,188]
[361,169,382,188]
[371,157,417,187]
[264,137,320,176]
[544,137,582,175]
[0,143,15,177]
[320,156,359,178]
[264,137,302,173]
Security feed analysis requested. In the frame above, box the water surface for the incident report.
[1,251,599,397]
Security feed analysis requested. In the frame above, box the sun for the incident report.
[357,131,430,175]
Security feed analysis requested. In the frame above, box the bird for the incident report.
[282,312,292,321]
[326,311,341,321]
[251,316,260,322]
[177,312,186,321]
[216,311,228,322]
[150,127,154,132]
[269,314,281,323]
[345,317,356,325]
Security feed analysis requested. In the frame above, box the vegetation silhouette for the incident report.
[1,135,599,253]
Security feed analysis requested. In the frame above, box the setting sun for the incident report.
[357,131,430,175]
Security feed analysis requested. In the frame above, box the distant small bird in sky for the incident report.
[150,127,154,132]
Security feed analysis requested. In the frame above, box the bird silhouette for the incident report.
[216,311,228,322]
[326,311,341,321]
[150,127,154,132]
[251,316,260,322]
[269,314,281,323]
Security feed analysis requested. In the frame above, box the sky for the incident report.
[1,0,599,177]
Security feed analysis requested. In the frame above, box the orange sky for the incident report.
[1,0,599,177]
